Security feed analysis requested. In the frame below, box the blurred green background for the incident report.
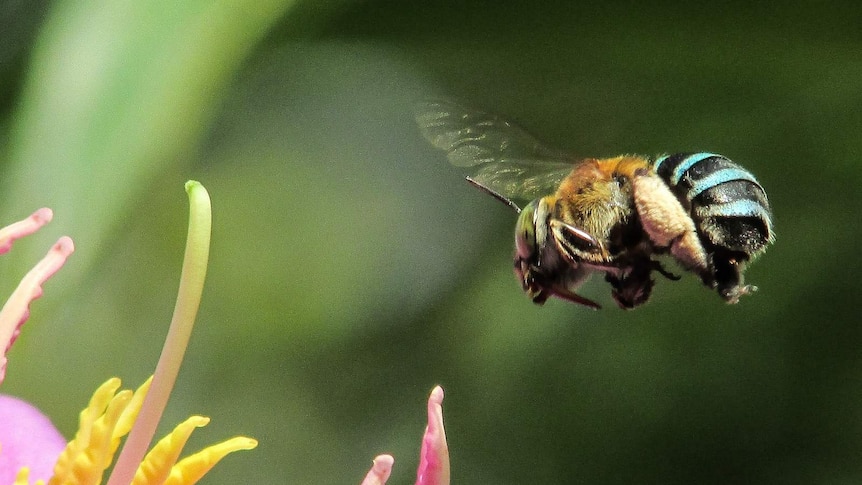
[2,1,861,483]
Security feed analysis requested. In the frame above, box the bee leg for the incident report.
[604,261,654,309]
[631,169,710,275]
[651,260,681,281]
[550,287,602,310]
[531,291,550,305]
[711,249,757,303]
[516,265,550,305]
[550,219,609,264]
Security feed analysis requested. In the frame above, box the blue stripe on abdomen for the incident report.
[695,199,771,220]
[657,152,719,185]
[687,167,762,199]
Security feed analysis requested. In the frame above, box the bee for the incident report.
[415,99,774,309]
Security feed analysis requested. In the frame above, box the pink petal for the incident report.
[415,386,450,485]
[0,394,66,483]
[0,236,75,385]
[360,454,394,485]
[0,209,53,255]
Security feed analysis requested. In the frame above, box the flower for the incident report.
[0,208,74,483]
[360,386,451,485]
[0,394,67,484]
[0,208,72,386]
[17,376,256,485]
[1,183,453,485]
[0,181,257,485]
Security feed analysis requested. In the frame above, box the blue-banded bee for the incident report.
[415,99,774,309]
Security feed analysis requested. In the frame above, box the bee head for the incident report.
[514,198,553,302]
[513,197,601,308]
[514,197,603,268]
[514,199,543,264]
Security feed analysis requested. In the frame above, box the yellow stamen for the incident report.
[114,378,153,441]
[28,376,254,485]
[132,416,257,485]
[163,436,258,485]
[48,378,136,485]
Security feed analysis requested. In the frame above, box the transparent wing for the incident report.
[415,99,575,201]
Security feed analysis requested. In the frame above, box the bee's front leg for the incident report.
[603,259,655,309]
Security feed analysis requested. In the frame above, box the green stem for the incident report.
[106,181,211,485]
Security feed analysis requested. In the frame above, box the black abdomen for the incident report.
[653,152,773,258]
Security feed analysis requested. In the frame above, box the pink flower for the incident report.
[0,394,67,484]
[0,183,256,485]
[0,208,73,483]
[0,190,452,485]
[0,208,73,386]
[361,386,451,485]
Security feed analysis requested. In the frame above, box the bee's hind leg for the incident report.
[651,260,681,281]
[631,168,710,276]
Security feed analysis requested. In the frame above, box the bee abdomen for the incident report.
[652,152,773,257]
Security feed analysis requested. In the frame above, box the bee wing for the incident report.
[415,99,575,201]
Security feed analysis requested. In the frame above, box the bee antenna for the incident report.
[465,176,522,213]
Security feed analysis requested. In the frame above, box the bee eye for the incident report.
[514,200,540,260]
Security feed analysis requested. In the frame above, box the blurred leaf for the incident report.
[0,0,51,113]
[1,0,295,285]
